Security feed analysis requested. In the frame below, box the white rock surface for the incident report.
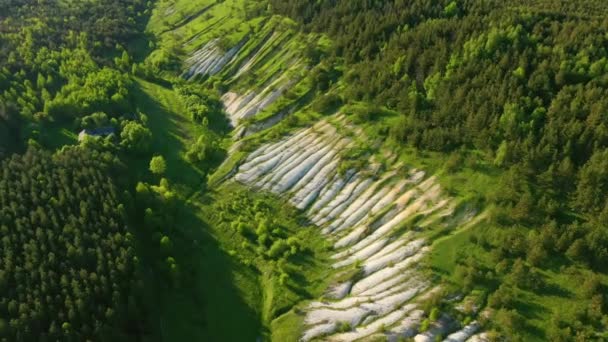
[414,316,453,342]
[185,39,243,78]
[444,322,480,342]
[328,304,417,341]
[222,77,295,126]
[466,332,490,342]
[229,116,475,342]
[386,309,425,342]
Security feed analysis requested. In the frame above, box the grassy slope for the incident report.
[142,1,608,340]
[128,78,260,341]
[191,182,333,340]
[147,0,252,50]
[132,76,331,340]
[147,0,324,129]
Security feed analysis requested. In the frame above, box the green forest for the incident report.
[1,0,607,341]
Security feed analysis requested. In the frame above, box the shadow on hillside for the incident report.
[130,82,262,341]
[168,199,263,341]
[131,82,204,187]
[129,187,263,341]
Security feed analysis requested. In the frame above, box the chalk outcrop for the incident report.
[231,115,481,341]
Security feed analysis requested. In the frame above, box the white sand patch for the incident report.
[222,91,255,122]
[239,132,318,184]
[290,158,340,210]
[325,172,396,233]
[360,283,428,316]
[369,279,424,302]
[309,296,370,310]
[340,178,402,226]
[228,114,472,342]
[304,284,428,341]
[240,139,274,163]
[311,175,363,224]
[236,128,311,174]
[369,170,424,214]
[271,137,341,193]
[393,187,423,210]
[341,215,411,264]
[243,126,311,161]
[254,133,328,188]
[350,188,439,252]
[359,272,412,297]
[304,306,371,328]
[223,77,295,126]
[288,136,349,196]
[329,186,393,234]
[412,176,439,196]
[185,39,243,79]
[365,236,411,264]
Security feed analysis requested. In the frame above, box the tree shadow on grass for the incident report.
[538,281,572,298]
[515,298,549,320]
[511,298,550,339]
[130,80,263,341]
[131,81,205,187]
[162,197,263,342]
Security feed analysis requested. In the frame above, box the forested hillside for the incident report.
[0,147,145,340]
[265,1,608,339]
[0,0,150,154]
[0,1,175,340]
[268,1,608,238]
[1,0,608,341]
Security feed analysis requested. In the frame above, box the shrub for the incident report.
[312,93,343,114]
[338,321,351,332]
[149,155,167,175]
[268,239,290,259]
[419,319,430,332]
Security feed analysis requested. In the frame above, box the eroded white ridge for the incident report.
[185,39,243,79]
[231,116,476,341]
[221,76,295,127]
[444,321,480,342]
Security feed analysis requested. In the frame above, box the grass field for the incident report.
[128,76,332,341]
[192,182,333,340]
[147,0,255,51]
[125,77,263,341]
